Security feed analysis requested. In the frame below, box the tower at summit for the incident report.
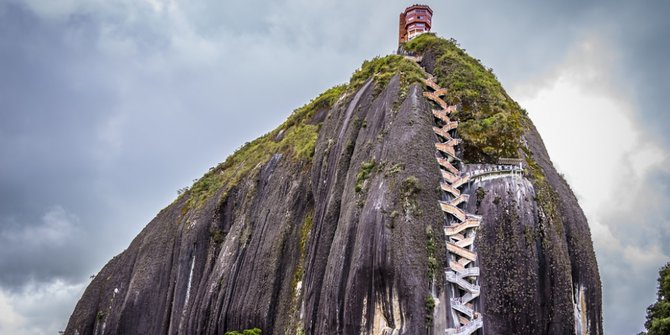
[399,4,433,46]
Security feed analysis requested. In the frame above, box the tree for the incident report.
[640,262,670,335]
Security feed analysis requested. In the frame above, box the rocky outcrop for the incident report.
[66,35,602,335]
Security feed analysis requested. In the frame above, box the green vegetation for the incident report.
[388,210,400,229]
[425,225,437,279]
[349,55,426,97]
[355,160,377,193]
[475,187,487,208]
[182,54,427,212]
[291,210,313,298]
[210,227,225,245]
[425,295,436,325]
[298,211,314,260]
[522,143,566,235]
[404,33,524,163]
[96,311,105,321]
[183,85,345,210]
[384,162,404,176]
[400,176,422,216]
[523,225,535,246]
[640,262,670,335]
[224,328,262,335]
[284,210,314,334]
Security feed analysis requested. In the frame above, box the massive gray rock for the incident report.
[66,43,602,335]
[66,75,444,335]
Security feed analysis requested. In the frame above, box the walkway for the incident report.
[464,164,524,181]
[422,76,484,335]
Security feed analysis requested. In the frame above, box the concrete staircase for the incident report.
[422,76,484,334]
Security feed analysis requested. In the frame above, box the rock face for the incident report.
[66,36,602,335]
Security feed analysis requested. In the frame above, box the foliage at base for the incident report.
[225,328,262,335]
[640,262,670,335]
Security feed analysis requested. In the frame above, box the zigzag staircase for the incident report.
[422,76,483,335]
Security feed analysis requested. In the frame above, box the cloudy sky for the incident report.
[0,0,668,334]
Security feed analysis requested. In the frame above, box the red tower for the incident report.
[399,4,433,46]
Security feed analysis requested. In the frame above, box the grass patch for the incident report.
[350,55,426,98]
[355,160,377,193]
[288,210,313,333]
[404,33,524,163]
[291,210,313,296]
[182,85,346,210]
[425,295,436,325]
[210,227,225,245]
[225,328,262,335]
[426,225,437,279]
[384,162,404,177]
[181,54,429,213]
[400,176,422,216]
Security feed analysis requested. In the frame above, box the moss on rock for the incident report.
[183,55,426,211]
[404,33,524,163]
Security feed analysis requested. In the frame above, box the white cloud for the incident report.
[0,281,86,335]
[513,33,670,334]
[514,34,638,213]
[0,291,25,335]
